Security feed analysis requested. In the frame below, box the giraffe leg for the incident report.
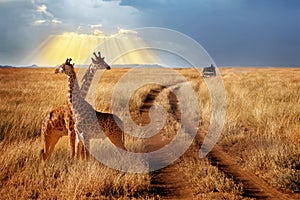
[65,110,76,158]
[41,133,48,161]
[76,141,83,160]
[69,130,76,158]
[107,117,126,151]
[43,133,61,162]
[83,136,90,161]
[41,118,51,161]
[81,140,85,160]
[75,134,88,161]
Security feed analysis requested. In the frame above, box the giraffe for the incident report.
[55,58,126,161]
[40,52,110,162]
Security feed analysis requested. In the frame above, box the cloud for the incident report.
[36,4,47,13]
[119,0,170,9]
[91,24,103,29]
[116,0,300,66]
[93,29,105,36]
[0,0,48,64]
[1,0,300,66]
[118,28,138,35]
[34,0,141,34]
[34,19,46,25]
[34,2,54,21]
[0,0,141,65]
[52,19,62,24]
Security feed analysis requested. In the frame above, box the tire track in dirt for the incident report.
[139,86,166,124]
[138,83,294,199]
[195,130,293,199]
[136,85,193,199]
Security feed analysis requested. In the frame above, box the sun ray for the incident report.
[28,31,164,67]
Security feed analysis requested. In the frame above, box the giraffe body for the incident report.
[40,104,75,161]
[56,58,125,160]
[40,52,111,162]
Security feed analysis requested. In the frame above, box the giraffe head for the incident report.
[55,58,75,76]
[90,52,111,72]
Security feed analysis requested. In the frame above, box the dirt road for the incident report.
[137,83,295,199]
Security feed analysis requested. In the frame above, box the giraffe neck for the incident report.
[80,64,95,99]
[67,72,84,110]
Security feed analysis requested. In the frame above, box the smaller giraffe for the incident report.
[40,52,110,162]
[40,104,69,161]
[55,58,126,161]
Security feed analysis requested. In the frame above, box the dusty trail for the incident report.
[196,131,293,199]
[134,86,192,199]
[137,83,294,199]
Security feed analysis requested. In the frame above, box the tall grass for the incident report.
[0,68,66,142]
[219,68,300,192]
[0,139,153,199]
[0,68,155,199]
[0,67,299,199]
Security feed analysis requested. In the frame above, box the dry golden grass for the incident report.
[219,68,300,192]
[0,68,154,199]
[0,67,299,199]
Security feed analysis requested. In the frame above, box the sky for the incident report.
[0,0,300,66]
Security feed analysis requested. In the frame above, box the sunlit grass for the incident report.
[219,68,300,192]
[0,67,299,198]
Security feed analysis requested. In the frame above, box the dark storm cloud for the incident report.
[0,2,32,52]
[120,0,171,9]
[118,0,300,66]
[0,0,61,65]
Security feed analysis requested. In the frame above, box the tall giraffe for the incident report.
[40,52,110,162]
[55,58,126,161]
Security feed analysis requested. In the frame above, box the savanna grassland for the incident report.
[219,68,300,191]
[0,67,299,199]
